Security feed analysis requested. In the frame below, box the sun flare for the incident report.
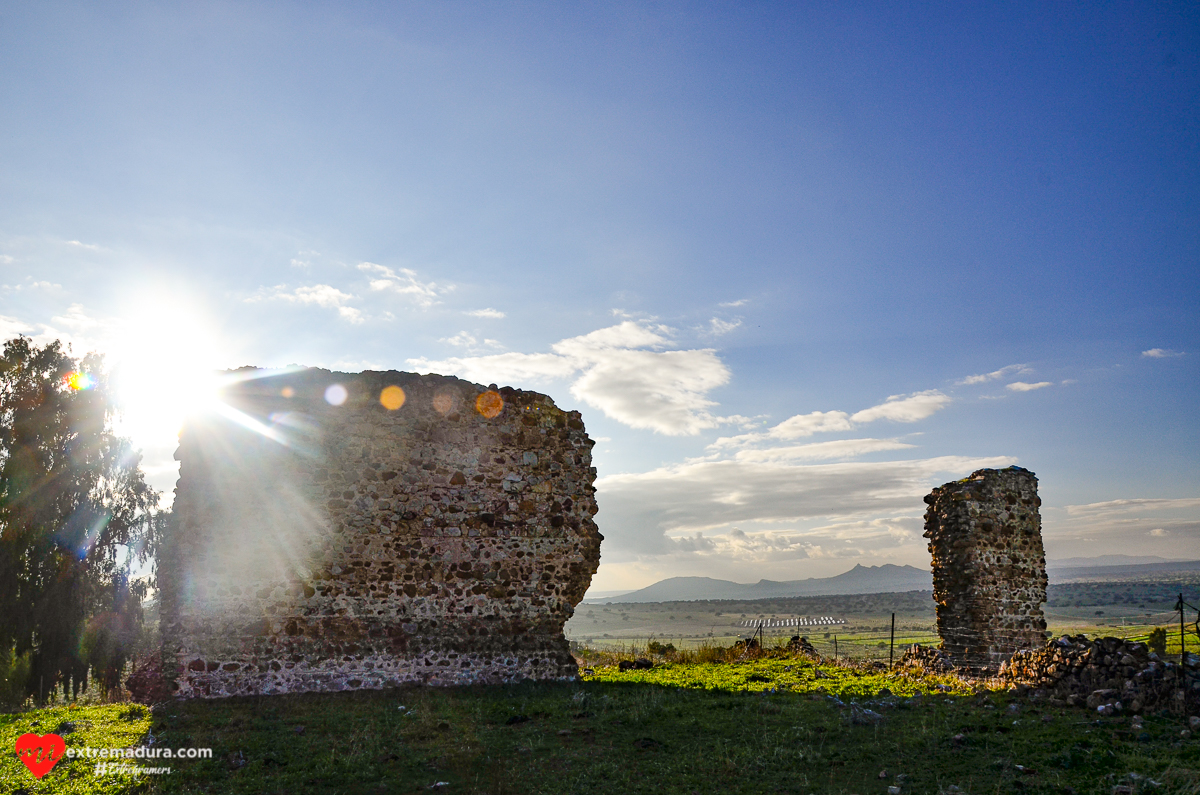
[106,293,224,461]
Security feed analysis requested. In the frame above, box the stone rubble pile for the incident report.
[617,658,653,672]
[787,635,820,658]
[999,635,1200,713]
[125,652,172,705]
[896,643,957,674]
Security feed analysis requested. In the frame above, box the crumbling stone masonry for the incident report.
[923,466,1047,674]
[160,368,602,698]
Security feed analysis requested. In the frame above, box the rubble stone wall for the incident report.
[160,368,602,698]
[923,466,1047,673]
[1000,635,1199,714]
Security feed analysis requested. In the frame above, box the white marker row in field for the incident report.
[734,617,846,628]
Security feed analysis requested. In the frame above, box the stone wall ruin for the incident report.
[923,466,1047,673]
[160,368,601,698]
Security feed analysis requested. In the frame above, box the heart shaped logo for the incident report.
[15,733,65,779]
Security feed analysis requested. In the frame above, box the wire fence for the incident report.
[576,598,1200,669]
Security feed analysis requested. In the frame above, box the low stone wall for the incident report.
[160,368,601,698]
[923,467,1047,673]
[1000,635,1199,714]
[896,643,956,674]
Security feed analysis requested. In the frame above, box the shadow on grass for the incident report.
[138,678,1200,795]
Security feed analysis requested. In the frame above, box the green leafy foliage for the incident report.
[0,646,31,710]
[0,337,158,702]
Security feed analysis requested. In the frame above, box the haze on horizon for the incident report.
[1,3,1196,595]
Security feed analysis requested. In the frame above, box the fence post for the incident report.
[834,635,838,663]
[1181,594,1188,676]
[890,613,896,670]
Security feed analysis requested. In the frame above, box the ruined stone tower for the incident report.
[923,466,1047,673]
[160,368,602,698]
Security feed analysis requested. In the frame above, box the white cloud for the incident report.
[410,320,733,435]
[567,348,728,435]
[0,314,33,341]
[773,411,855,439]
[52,303,100,332]
[710,411,852,449]
[1006,381,1053,392]
[1043,497,1200,561]
[1142,348,1185,358]
[466,308,505,319]
[64,240,100,251]
[248,284,364,324]
[357,263,450,308]
[1063,497,1200,516]
[408,351,578,385]
[551,321,670,356]
[441,331,503,351]
[663,515,927,564]
[0,255,13,264]
[849,390,952,423]
[710,392,949,451]
[719,299,749,307]
[22,304,111,352]
[957,364,1028,385]
[444,332,477,348]
[732,438,916,463]
[0,277,60,292]
[595,455,1015,554]
[707,317,741,335]
[289,284,355,308]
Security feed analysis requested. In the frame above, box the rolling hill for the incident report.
[590,564,933,603]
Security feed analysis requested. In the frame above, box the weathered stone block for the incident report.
[923,466,1046,673]
[159,368,602,697]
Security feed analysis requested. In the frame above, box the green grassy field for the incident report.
[1,703,153,795]
[566,582,1200,660]
[2,583,1196,794]
[2,654,1198,795]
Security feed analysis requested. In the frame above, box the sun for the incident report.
[106,292,224,460]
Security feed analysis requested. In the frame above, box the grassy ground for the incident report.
[0,702,153,794]
[3,582,1196,793]
[3,655,1198,795]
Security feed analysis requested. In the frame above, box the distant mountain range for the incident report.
[1048,558,1200,581]
[1046,555,1188,568]
[584,556,1200,604]
[587,564,933,604]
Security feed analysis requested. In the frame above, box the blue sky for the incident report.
[2,2,1197,592]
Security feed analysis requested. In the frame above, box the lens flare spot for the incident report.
[281,386,295,399]
[432,390,458,415]
[64,372,94,391]
[324,384,348,406]
[475,390,503,419]
[380,385,406,411]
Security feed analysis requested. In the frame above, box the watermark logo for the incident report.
[15,732,65,779]
[15,734,208,780]
[94,762,172,777]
